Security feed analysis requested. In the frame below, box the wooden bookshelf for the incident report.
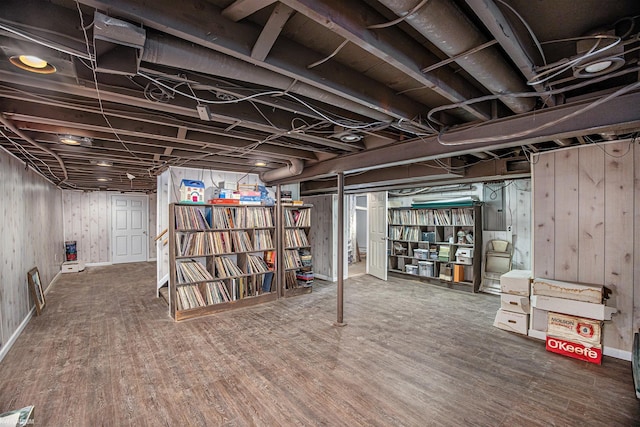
[169,203,277,321]
[282,204,313,297]
[387,204,483,292]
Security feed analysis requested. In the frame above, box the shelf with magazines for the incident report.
[282,204,313,297]
[169,203,277,321]
[387,203,482,292]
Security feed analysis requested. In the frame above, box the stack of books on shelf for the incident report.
[285,208,311,227]
[284,250,302,269]
[452,208,473,225]
[254,229,273,250]
[285,229,310,247]
[176,260,213,284]
[175,206,209,229]
[214,256,244,278]
[438,245,450,262]
[246,255,270,274]
[231,230,253,252]
[296,271,314,287]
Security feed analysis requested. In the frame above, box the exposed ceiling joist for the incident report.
[251,3,296,61]
[222,0,278,22]
[274,90,640,183]
[77,0,426,122]
[279,0,491,121]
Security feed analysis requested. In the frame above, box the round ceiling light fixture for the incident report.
[94,160,113,167]
[254,160,268,167]
[9,55,56,74]
[573,56,624,78]
[58,135,92,146]
[339,134,362,143]
[96,177,111,182]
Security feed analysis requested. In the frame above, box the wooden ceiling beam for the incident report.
[280,0,490,121]
[275,90,640,184]
[222,0,278,22]
[0,72,360,153]
[77,0,426,122]
[251,3,295,61]
[1,99,317,160]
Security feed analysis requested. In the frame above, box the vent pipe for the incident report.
[259,159,304,183]
[377,0,535,114]
[142,34,393,122]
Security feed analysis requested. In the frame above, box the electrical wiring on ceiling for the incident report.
[0,128,60,181]
[136,72,390,131]
[529,35,622,86]
[426,63,640,128]
[75,0,146,172]
[435,80,640,146]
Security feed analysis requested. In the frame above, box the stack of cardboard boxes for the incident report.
[530,278,616,364]
[493,270,532,335]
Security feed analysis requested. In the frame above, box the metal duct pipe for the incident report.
[142,34,393,122]
[377,0,535,114]
[259,159,304,183]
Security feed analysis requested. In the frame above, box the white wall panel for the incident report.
[0,148,63,350]
[62,191,156,264]
[533,142,637,353]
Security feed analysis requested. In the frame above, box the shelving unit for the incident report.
[282,204,313,297]
[387,203,482,292]
[169,203,277,321]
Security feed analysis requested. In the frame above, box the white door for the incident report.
[367,191,387,280]
[112,195,148,264]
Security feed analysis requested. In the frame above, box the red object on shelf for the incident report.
[208,198,240,205]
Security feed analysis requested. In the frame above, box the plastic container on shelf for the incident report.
[405,265,418,275]
[418,261,434,277]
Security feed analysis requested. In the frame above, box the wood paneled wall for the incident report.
[303,195,337,281]
[532,141,638,353]
[0,148,63,350]
[62,191,156,264]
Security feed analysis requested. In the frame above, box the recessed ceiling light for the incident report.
[58,135,92,146]
[96,177,111,182]
[94,160,113,167]
[9,55,56,74]
[254,160,267,167]
[340,134,362,142]
[584,60,613,74]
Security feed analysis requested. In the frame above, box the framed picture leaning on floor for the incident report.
[27,267,46,316]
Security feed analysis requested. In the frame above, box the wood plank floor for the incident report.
[1,262,638,426]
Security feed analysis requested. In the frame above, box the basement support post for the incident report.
[276,184,284,297]
[335,172,346,326]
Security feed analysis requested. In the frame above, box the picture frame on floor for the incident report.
[27,267,45,316]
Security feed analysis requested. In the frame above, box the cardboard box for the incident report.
[531,295,617,321]
[414,249,429,260]
[62,261,85,273]
[547,312,602,346]
[532,278,603,304]
[439,264,452,281]
[530,307,549,334]
[500,293,530,314]
[456,256,472,265]
[545,336,602,364]
[455,248,474,257]
[494,309,528,335]
[453,264,464,282]
[500,269,532,296]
